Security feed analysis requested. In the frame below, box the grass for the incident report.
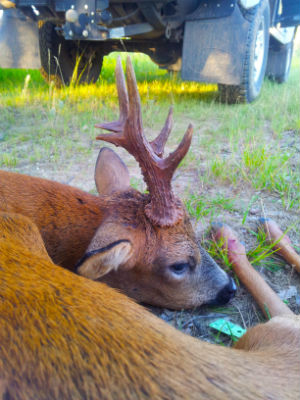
[210,142,299,210]
[0,47,299,249]
[185,193,237,221]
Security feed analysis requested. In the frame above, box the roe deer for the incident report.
[0,212,299,400]
[0,57,235,309]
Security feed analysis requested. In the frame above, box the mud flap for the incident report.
[0,9,40,69]
[181,4,250,85]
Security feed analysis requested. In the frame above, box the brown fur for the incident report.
[0,149,232,309]
[0,212,299,399]
[0,169,104,267]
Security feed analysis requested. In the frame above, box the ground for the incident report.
[0,46,299,346]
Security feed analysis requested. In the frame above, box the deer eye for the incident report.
[169,263,189,275]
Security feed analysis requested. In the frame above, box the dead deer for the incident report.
[0,211,299,400]
[0,57,235,309]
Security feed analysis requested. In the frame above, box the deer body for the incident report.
[0,58,237,310]
[0,169,105,268]
[0,212,299,400]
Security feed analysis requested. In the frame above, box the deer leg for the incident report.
[258,218,300,274]
[211,222,293,319]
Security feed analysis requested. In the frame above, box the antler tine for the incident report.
[150,107,173,158]
[162,124,193,178]
[115,56,129,122]
[125,56,144,138]
[125,58,173,160]
[95,57,129,140]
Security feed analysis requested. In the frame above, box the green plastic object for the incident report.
[209,319,247,342]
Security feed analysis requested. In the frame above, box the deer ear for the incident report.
[76,240,133,280]
[95,147,130,195]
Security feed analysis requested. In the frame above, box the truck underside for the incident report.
[0,0,299,102]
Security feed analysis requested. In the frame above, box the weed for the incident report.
[263,305,272,320]
[0,152,17,167]
[242,194,259,224]
[130,177,144,192]
[246,227,281,267]
[21,74,31,98]
[185,193,237,221]
[206,236,234,275]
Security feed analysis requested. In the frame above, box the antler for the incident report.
[95,56,193,227]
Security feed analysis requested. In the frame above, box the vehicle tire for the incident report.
[38,21,103,86]
[266,35,294,83]
[218,0,270,104]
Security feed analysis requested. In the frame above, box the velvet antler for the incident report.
[95,56,193,227]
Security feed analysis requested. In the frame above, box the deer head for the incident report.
[76,57,235,309]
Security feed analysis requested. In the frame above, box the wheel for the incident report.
[38,21,103,86]
[218,0,270,104]
[266,34,294,84]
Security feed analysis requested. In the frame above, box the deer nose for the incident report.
[212,278,237,305]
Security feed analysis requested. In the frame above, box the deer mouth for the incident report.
[207,278,237,306]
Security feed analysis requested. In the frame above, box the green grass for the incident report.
[210,142,299,209]
[185,193,237,221]
[0,49,299,215]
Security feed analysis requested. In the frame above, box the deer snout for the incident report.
[212,278,237,305]
[198,247,236,306]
